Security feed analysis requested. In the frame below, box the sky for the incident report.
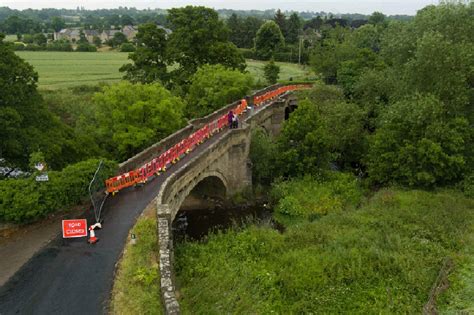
[0,0,439,15]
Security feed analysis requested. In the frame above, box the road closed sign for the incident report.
[62,219,88,238]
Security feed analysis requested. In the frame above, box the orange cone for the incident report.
[88,227,98,244]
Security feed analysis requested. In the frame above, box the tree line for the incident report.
[251,2,473,191]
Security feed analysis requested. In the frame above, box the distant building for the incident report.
[54,25,165,44]
[99,29,120,43]
[84,30,100,43]
[54,28,81,42]
[121,25,138,41]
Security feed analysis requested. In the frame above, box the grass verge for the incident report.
[110,212,162,315]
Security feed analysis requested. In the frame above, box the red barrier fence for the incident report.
[105,84,311,195]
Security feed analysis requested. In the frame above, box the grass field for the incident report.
[246,59,314,83]
[15,51,130,89]
[15,51,312,89]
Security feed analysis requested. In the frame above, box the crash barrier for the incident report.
[105,84,312,195]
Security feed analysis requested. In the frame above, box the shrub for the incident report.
[0,159,117,223]
[46,40,73,51]
[75,43,97,52]
[120,42,136,52]
[271,173,362,222]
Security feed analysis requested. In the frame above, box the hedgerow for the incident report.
[0,159,116,223]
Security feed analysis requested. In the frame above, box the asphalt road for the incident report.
[0,129,228,315]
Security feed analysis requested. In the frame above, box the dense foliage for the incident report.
[254,21,285,60]
[120,23,168,84]
[122,6,246,88]
[0,34,97,170]
[271,173,362,222]
[0,159,116,223]
[92,82,186,160]
[263,59,280,84]
[186,65,253,118]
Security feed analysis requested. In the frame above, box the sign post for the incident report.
[62,219,88,238]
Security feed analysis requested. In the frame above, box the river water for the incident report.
[172,204,283,242]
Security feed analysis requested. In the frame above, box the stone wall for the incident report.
[156,204,180,315]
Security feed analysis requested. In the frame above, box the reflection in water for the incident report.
[172,205,283,242]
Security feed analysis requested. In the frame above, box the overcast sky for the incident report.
[0,0,439,15]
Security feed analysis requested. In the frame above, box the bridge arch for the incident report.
[163,170,230,222]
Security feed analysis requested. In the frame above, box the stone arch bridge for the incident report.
[131,87,299,314]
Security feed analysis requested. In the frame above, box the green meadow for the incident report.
[15,51,130,89]
[15,51,311,89]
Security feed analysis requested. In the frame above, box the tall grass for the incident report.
[175,188,474,314]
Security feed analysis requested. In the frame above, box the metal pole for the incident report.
[298,37,302,65]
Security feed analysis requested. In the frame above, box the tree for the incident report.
[274,9,287,39]
[304,16,323,30]
[33,33,47,46]
[286,13,302,44]
[255,21,284,60]
[77,31,88,44]
[263,59,280,84]
[227,13,244,47]
[93,36,102,47]
[228,15,264,49]
[120,14,135,26]
[50,16,65,32]
[276,99,333,177]
[107,31,127,47]
[367,94,470,187]
[120,23,168,84]
[368,12,387,27]
[0,35,88,169]
[93,82,186,160]
[167,6,245,85]
[404,31,472,117]
[186,64,253,118]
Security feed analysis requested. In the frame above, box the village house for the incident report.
[54,25,139,44]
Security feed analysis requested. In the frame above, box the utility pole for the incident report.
[298,37,302,65]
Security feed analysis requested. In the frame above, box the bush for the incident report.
[0,159,117,223]
[75,43,97,52]
[271,173,362,222]
[46,40,73,51]
[120,42,136,52]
